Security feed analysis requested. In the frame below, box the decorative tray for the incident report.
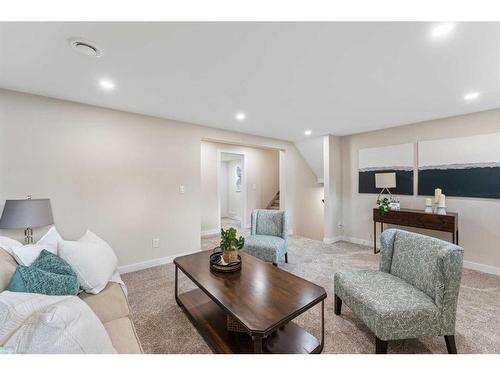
[209,247,242,273]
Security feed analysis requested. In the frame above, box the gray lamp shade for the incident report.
[0,199,54,229]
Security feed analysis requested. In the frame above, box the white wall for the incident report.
[323,135,342,243]
[295,137,324,182]
[0,89,323,271]
[341,109,500,270]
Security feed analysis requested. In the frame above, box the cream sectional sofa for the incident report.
[0,247,142,354]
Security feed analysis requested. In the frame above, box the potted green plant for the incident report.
[220,227,245,263]
[377,197,390,216]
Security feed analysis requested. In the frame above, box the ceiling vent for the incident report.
[68,38,103,57]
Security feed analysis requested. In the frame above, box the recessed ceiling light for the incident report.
[464,92,479,101]
[431,23,455,38]
[68,38,103,57]
[235,112,246,121]
[304,130,312,136]
[99,79,115,91]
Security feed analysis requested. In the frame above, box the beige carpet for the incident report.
[122,234,500,354]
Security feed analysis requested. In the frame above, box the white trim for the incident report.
[463,261,500,276]
[217,150,247,232]
[323,236,343,244]
[118,250,199,274]
[341,236,377,248]
[226,213,242,221]
[201,229,220,237]
[216,150,222,233]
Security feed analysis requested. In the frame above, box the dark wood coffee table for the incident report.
[174,250,327,354]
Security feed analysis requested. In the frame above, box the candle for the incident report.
[425,198,432,206]
[439,194,446,207]
[434,188,442,204]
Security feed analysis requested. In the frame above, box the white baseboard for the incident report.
[118,250,198,274]
[227,213,241,221]
[341,236,378,248]
[201,228,220,237]
[463,261,500,276]
[340,236,500,276]
[323,236,342,244]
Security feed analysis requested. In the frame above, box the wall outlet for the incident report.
[179,185,185,194]
[337,222,343,229]
[152,238,160,248]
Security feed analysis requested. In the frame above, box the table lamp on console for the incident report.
[0,196,54,244]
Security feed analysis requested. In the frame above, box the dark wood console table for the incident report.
[373,208,458,254]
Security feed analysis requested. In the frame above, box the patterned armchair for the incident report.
[334,229,464,354]
[242,209,288,266]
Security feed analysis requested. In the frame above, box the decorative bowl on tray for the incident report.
[210,247,242,273]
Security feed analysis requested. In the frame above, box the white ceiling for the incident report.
[1,22,499,141]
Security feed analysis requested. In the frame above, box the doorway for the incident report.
[218,152,246,231]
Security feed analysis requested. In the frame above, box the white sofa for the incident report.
[0,247,142,354]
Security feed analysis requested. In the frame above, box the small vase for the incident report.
[437,206,447,215]
[223,249,238,263]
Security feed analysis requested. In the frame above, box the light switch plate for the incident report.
[152,238,160,248]
[179,185,185,194]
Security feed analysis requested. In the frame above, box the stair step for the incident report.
[266,191,280,210]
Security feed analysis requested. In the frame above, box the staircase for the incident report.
[266,191,280,210]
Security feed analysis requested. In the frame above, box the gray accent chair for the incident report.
[334,229,464,354]
[242,209,288,266]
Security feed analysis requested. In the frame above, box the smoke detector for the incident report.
[68,38,103,57]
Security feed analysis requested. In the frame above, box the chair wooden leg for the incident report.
[375,337,388,354]
[445,335,457,354]
[285,253,288,263]
[334,295,342,315]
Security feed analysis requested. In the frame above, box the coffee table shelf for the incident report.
[178,288,321,354]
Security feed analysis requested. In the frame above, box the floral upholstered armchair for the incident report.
[334,229,464,354]
[242,209,288,266]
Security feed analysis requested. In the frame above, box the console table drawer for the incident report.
[373,210,409,225]
[408,213,455,232]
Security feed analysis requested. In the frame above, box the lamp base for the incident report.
[24,227,34,244]
[377,187,393,202]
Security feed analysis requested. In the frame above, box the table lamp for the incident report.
[375,172,396,200]
[0,196,54,244]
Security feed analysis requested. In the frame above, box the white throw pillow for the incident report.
[10,227,59,266]
[38,226,63,250]
[0,291,115,354]
[0,236,22,256]
[59,230,118,294]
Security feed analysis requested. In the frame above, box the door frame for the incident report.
[217,150,247,232]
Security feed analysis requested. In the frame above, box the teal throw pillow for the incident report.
[7,250,79,296]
